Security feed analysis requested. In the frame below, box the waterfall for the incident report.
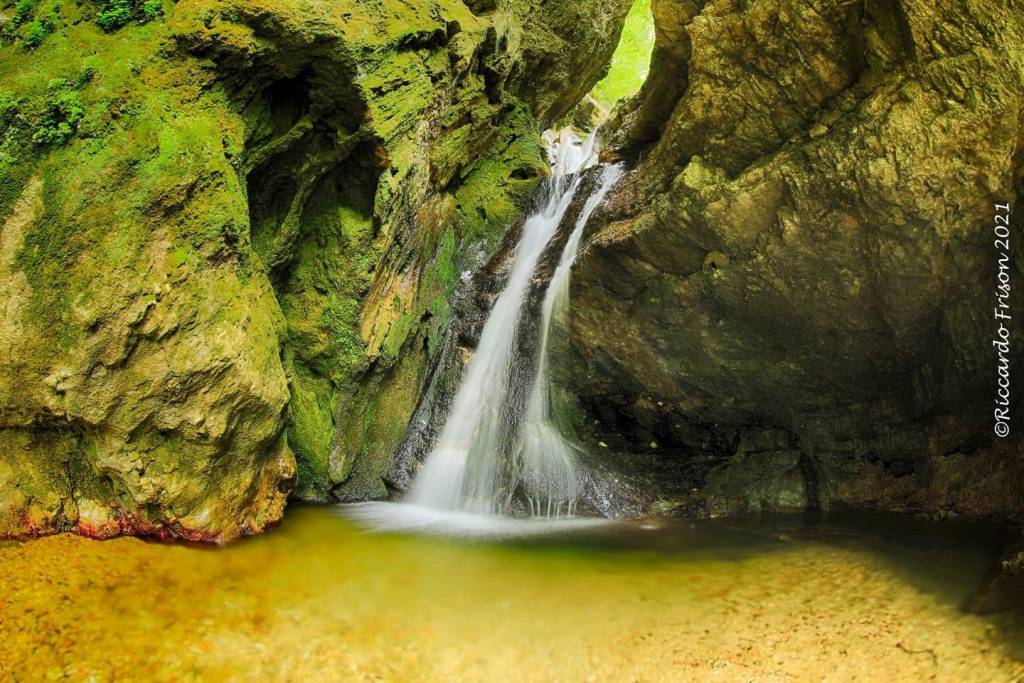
[519,162,624,516]
[407,131,623,517]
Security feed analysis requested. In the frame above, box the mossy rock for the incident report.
[0,0,632,536]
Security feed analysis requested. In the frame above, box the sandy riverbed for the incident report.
[1,507,1021,682]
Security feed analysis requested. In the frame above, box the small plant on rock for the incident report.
[0,91,20,131]
[32,79,85,146]
[75,64,97,88]
[94,0,132,31]
[140,0,162,21]
[95,0,162,32]
[12,0,38,26]
[23,13,55,48]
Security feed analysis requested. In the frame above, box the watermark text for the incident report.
[994,202,1012,438]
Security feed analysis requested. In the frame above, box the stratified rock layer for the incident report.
[570,0,1024,519]
[0,0,630,540]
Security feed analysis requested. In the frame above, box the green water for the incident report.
[1,507,1022,682]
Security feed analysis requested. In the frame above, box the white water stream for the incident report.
[346,131,622,534]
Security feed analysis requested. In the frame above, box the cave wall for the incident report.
[0,0,631,540]
[569,0,1024,520]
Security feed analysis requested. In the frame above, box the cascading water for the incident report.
[409,132,623,517]
[518,162,624,517]
[346,130,622,535]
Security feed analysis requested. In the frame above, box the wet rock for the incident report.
[965,537,1024,614]
[569,0,1024,520]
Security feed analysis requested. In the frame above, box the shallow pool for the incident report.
[1,506,1021,681]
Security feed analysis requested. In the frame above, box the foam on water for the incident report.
[341,502,609,539]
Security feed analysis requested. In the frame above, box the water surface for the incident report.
[1,507,1022,681]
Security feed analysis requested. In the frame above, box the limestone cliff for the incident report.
[4,0,1021,542]
[0,0,630,540]
[570,0,1024,520]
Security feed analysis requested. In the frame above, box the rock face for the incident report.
[569,0,1024,520]
[0,0,630,540]
[4,0,1020,542]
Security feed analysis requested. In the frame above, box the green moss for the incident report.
[285,185,374,381]
[359,50,441,143]
[590,0,654,109]
[0,163,30,222]
[451,105,546,247]
[275,159,383,495]
[420,225,458,295]
[0,92,18,128]
[0,93,33,221]
[318,297,368,377]
[379,309,416,365]
[13,167,82,349]
[418,226,458,357]
[332,346,424,500]
[287,360,336,500]
[169,246,188,267]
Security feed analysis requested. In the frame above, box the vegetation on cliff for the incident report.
[0,0,631,540]
[589,0,653,111]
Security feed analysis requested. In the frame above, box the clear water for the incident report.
[1,507,1021,681]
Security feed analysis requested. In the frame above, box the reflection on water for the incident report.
[1,506,1022,682]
